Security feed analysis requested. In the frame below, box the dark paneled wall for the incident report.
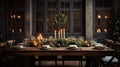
[0,0,6,42]
[115,0,120,14]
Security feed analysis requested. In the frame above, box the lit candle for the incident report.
[12,29,14,32]
[104,28,107,32]
[37,33,43,41]
[33,40,37,47]
[17,15,21,19]
[63,28,65,39]
[13,15,16,18]
[105,16,108,19]
[11,15,13,18]
[39,33,43,40]
[58,30,60,39]
[37,36,40,40]
[97,28,101,33]
[19,28,22,32]
[61,29,63,38]
[54,30,57,39]
[97,14,101,19]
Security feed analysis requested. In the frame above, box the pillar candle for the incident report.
[63,28,65,39]
[61,29,62,38]
[58,30,60,39]
[54,30,57,39]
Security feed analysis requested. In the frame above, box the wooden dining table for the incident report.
[4,46,114,67]
[4,47,113,56]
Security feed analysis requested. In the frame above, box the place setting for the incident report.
[12,44,25,50]
[39,45,53,50]
[92,43,106,50]
[66,44,80,50]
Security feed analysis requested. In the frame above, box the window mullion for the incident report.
[44,0,47,34]
[70,0,73,34]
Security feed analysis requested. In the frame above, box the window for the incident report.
[94,0,113,34]
[36,0,84,37]
[7,0,25,33]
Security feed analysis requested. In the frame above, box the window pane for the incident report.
[36,21,44,33]
[47,11,56,18]
[74,18,81,25]
[47,2,57,9]
[74,26,81,33]
[73,11,81,18]
[36,11,44,19]
[74,2,81,9]
[60,2,70,9]
[64,26,70,33]
[95,0,103,7]
[36,1,44,9]
[8,0,24,8]
[95,0,113,8]
[104,0,112,7]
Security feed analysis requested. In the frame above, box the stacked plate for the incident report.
[40,45,52,50]
[66,45,78,50]
[93,43,105,50]
[12,45,25,49]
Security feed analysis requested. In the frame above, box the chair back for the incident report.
[7,40,15,48]
[104,39,114,48]
[0,42,7,49]
[112,41,120,61]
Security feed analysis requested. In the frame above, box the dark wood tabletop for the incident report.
[4,47,114,57]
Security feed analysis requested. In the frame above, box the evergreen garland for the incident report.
[54,13,68,25]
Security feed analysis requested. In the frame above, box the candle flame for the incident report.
[33,40,37,46]
[104,28,107,32]
[105,16,108,19]
[97,14,101,19]
[12,29,15,32]
[97,28,101,33]
[17,15,21,19]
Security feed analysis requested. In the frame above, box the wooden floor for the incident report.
[35,60,119,67]
[35,61,86,67]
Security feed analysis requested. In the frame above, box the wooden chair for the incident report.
[62,56,83,67]
[4,40,16,67]
[0,42,7,48]
[0,41,16,67]
[0,42,7,67]
[7,40,15,48]
[113,41,120,67]
[104,39,114,48]
[100,40,120,67]
[39,56,58,66]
